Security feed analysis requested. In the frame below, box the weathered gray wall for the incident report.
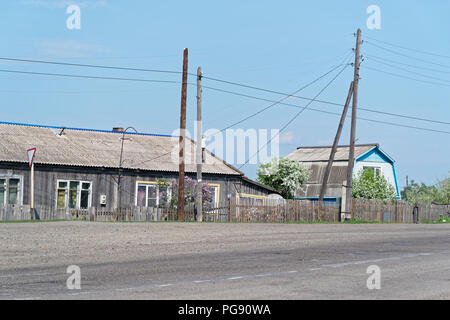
[0,163,271,209]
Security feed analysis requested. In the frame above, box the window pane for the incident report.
[58,181,67,188]
[68,181,79,208]
[82,183,91,190]
[80,190,89,209]
[0,179,5,205]
[147,185,157,207]
[147,198,157,207]
[57,189,66,208]
[8,179,19,205]
[137,186,147,207]
[158,186,169,207]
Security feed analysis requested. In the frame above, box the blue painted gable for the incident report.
[356,146,401,199]
[356,147,393,164]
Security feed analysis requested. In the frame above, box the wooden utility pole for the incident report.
[318,81,354,205]
[177,48,188,221]
[345,28,362,219]
[196,67,203,222]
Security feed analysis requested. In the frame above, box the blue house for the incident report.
[286,143,401,203]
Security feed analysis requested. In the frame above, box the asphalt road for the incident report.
[0,221,449,299]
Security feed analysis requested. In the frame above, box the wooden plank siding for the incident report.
[0,162,274,210]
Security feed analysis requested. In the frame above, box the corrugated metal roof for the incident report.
[286,144,378,162]
[287,144,379,198]
[0,122,241,176]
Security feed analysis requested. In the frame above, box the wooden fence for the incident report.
[231,197,340,223]
[1,198,449,223]
[352,199,450,223]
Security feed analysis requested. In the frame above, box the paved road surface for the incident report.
[0,221,449,299]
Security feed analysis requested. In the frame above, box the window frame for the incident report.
[56,179,92,209]
[207,183,220,208]
[0,175,24,206]
[363,166,382,177]
[236,193,267,205]
[135,181,172,208]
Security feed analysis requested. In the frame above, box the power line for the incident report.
[215,63,348,134]
[200,52,354,99]
[1,65,448,127]
[2,55,449,127]
[300,106,450,135]
[365,41,450,70]
[0,68,181,84]
[363,65,450,88]
[0,57,182,75]
[364,36,450,59]
[238,63,350,170]
[364,54,450,75]
[5,53,447,125]
[201,84,450,126]
[365,56,450,83]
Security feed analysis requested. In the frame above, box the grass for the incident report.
[423,215,450,224]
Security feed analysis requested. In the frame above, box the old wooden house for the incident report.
[0,121,276,210]
[285,143,401,205]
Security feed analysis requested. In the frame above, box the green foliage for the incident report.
[401,174,450,205]
[343,218,384,224]
[257,157,311,199]
[436,215,450,224]
[352,169,397,200]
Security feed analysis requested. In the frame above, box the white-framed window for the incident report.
[0,176,23,205]
[363,166,381,177]
[136,181,171,208]
[57,180,92,209]
[206,183,220,208]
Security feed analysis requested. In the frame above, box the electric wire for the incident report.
[364,36,450,59]
[238,63,350,170]
[364,41,450,70]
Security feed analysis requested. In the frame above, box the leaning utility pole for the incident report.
[177,48,188,221]
[196,67,203,222]
[345,28,362,219]
[318,81,354,205]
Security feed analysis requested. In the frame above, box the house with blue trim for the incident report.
[286,143,401,204]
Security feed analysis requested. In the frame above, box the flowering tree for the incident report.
[401,173,450,205]
[168,176,214,208]
[352,169,397,200]
[257,157,311,199]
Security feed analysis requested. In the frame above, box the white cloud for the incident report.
[37,39,110,58]
[279,131,297,144]
[21,0,107,8]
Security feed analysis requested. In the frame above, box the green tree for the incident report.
[402,174,450,205]
[352,169,397,200]
[257,157,311,199]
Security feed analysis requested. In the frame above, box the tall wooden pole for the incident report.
[177,48,188,221]
[196,67,203,222]
[345,28,362,219]
[318,81,354,204]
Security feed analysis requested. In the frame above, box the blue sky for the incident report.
[1,0,449,188]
